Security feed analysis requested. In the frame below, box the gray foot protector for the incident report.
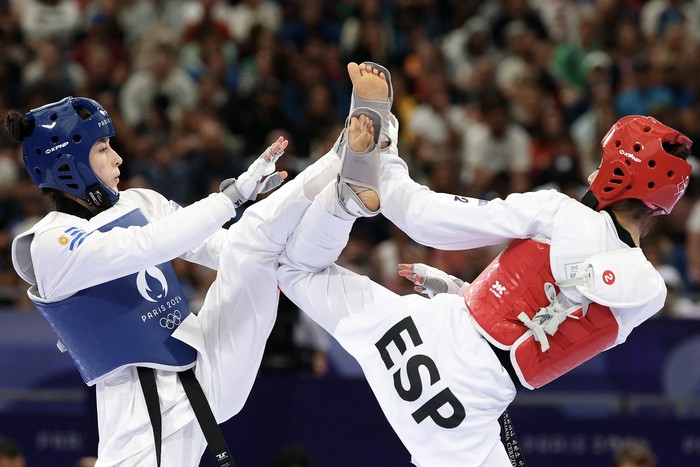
[337,107,382,217]
[349,62,394,144]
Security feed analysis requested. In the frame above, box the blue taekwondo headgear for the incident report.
[22,96,118,207]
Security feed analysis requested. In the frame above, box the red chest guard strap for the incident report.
[464,239,556,349]
[513,302,618,388]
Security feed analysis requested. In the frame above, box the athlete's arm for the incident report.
[398,262,467,298]
[379,154,569,250]
[31,191,237,299]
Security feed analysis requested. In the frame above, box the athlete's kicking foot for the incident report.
[345,112,380,212]
[347,62,393,148]
[324,106,382,219]
[348,62,390,103]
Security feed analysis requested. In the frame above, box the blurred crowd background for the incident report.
[2,0,700,375]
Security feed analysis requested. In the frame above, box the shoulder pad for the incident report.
[11,213,59,285]
[571,248,663,308]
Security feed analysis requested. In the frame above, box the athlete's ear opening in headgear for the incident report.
[584,115,692,215]
[22,96,118,208]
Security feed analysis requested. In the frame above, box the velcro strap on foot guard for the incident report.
[350,61,394,145]
[337,107,382,217]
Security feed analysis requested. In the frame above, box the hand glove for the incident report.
[398,263,466,298]
[221,136,288,207]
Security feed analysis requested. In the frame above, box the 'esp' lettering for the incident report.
[375,316,466,429]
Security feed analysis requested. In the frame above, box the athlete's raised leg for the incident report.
[278,106,393,333]
[190,143,344,419]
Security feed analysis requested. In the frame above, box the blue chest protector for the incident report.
[31,209,197,386]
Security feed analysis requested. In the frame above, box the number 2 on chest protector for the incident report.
[375,316,466,428]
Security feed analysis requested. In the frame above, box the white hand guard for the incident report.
[221,143,285,207]
[409,263,466,298]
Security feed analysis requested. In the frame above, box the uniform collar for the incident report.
[604,208,636,248]
[56,196,97,220]
[580,191,636,248]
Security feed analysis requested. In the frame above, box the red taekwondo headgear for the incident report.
[587,115,692,215]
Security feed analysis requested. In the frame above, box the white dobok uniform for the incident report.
[11,154,339,466]
[278,147,666,467]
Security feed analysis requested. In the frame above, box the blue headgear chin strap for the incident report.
[23,96,119,208]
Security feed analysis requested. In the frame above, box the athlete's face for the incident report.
[89,137,122,193]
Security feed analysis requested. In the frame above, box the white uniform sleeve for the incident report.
[612,292,666,347]
[163,199,227,270]
[32,191,236,300]
[178,229,227,270]
[379,153,569,250]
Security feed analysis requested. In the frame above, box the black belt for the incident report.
[137,367,234,467]
[487,343,528,466]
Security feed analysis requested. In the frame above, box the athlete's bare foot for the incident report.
[346,113,380,212]
[348,113,376,153]
[347,62,389,102]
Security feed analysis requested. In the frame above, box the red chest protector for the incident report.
[464,239,619,389]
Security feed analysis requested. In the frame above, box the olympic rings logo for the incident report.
[159,310,182,330]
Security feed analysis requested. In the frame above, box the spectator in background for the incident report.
[440,16,498,91]
[339,0,394,66]
[117,0,188,54]
[119,41,198,128]
[231,77,296,158]
[179,0,238,86]
[402,37,445,105]
[0,437,25,467]
[615,53,675,118]
[22,40,87,103]
[494,21,535,98]
[294,82,341,159]
[195,70,231,121]
[280,58,343,156]
[640,0,700,44]
[0,1,25,110]
[490,0,549,49]
[497,19,558,128]
[610,440,656,467]
[226,0,282,46]
[605,16,643,93]
[72,10,129,96]
[178,112,245,204]
[529,104,582,190]
[649,19,696,114]
[279,0,340,51]
[13,0,81,50]
[408,73,468,174]
[550,10,602,111]
[461,90,532,197]
[570,79,618,179]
